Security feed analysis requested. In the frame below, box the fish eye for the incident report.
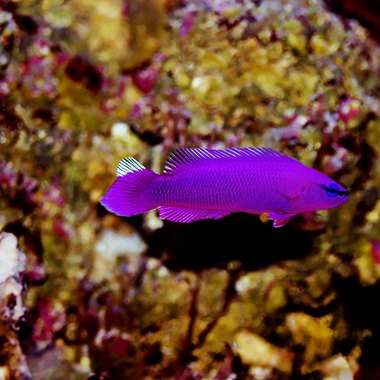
[322,183,341,198]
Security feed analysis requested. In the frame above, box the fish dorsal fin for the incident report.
[164,147,298,175]
[117,157,145,177]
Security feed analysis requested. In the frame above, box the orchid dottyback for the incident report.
[101,147,349,227]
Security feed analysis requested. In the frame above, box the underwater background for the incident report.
[1,0,380,378]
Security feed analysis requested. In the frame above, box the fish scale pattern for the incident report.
[152,163,285,212]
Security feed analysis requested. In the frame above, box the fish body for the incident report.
[101,147,349,227]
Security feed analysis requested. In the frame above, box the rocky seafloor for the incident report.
[1,0,380,379]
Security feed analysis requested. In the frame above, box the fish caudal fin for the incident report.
[100,158,158,217]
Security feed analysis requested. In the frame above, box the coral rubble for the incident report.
[0,233,30,379]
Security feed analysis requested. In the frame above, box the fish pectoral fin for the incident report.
[259,213,270,224]
[159,206,230,223]
[267,212,296,228]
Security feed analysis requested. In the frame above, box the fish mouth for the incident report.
[335,193,350,206]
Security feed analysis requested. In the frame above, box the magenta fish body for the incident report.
[100,147,349,227]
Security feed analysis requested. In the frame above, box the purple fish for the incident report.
[100,147,349,227]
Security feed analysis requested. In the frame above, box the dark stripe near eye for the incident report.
[322,184,349,197]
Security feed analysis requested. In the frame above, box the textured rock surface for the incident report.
[0,233,30,379]
[1,0,380,378]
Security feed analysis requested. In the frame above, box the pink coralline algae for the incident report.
[179,11,196,36]
[28,299,66,352]
[129,54,165,94]
[338,97,361,123]
[370,241,380,265]
[37,182,66,216]
[20,40,59,97]
[322,144,350,176]
[24,262,47,286]
[52,217,72,241]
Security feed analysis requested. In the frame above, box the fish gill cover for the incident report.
[1,0,380,378]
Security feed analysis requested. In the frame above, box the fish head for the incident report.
[296,174,349,212]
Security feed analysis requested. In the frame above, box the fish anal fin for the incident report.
[267,212,296,228]
[159,206,230,223]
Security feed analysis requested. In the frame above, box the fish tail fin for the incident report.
[100,158,158,217]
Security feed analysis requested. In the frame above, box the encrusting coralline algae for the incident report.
[1,0,380,378]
